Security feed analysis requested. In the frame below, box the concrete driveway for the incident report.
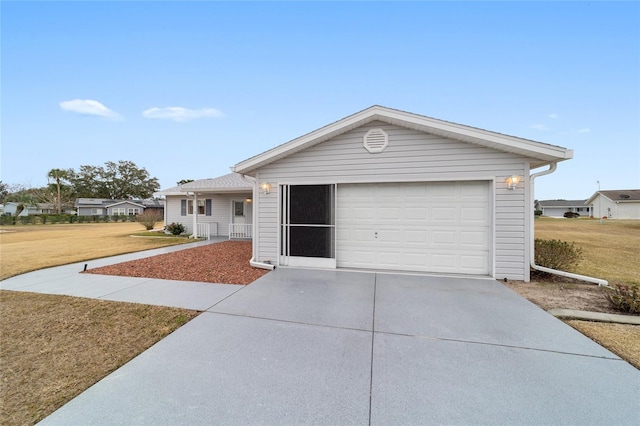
[34,268,639,425]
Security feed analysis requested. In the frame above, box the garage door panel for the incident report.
[405,230,428,243]
[337,182,490,275]
[459,254,490,272]
[461,206,488,221]
[405,207,428,220]
[460,230,489,247]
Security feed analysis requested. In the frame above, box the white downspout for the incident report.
[530,164,608,286]
[241,173,275,271]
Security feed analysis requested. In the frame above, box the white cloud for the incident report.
[60,99,122,120]
[578,128,591,133]
[548,113,559,119]
[530,124,549,131]
[142,106,225,122]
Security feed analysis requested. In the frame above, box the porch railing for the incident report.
[229,224,252,240]
[196,222,218,240]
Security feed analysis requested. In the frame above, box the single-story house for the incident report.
[154,173,253,239]
[2,202,59,216]
[75,198,164,216]
[586,189,640,219]
[228,105,573,281]
[534,199,591,217]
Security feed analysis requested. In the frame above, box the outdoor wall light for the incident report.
[245,198,253,203]
[260,183,271,194]
[505,175,521,190]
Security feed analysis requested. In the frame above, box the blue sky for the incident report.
[2,1,638,200]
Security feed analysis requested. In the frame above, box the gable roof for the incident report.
[155,173,252,196]
[105,200,146,209]
[75,198,161,208]
[536,199,588,208]
[233,105,573,174]
[586,189,640,204]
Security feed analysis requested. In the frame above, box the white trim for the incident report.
[490,177,496,279]
[273,176,496,186]
[234,106,573,174]
[287,257,337,268]
[523,161,531,282]
[104,201,145,209]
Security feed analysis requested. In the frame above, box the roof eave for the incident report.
[233,106,574,174]
[179,187,252,194]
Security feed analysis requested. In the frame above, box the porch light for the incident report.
[245,198,252,203]
[260,183,271,194]
[505,175,521,190]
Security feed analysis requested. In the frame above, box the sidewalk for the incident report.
[0,237,244,311]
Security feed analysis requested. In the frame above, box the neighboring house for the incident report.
[75,198,164,216]
[141,199,164,215]
[3,202,60,216]
[155,173,253,239]
[586,189,640,219]
[231,105,573,281]
[535,199,591,217]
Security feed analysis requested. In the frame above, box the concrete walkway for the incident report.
[1,237,243,311]
[2,245,639,425]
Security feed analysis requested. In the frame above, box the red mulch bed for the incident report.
[84,241,269,285]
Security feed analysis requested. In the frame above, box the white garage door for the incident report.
[336,181,491,275]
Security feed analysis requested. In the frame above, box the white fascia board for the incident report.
[154,191,183,197]
[105,201,146,208]
[234,108,380,174]
[585,192,600,205]
[233,105,573,174]
[178,187,252,194]
[378,108,573,161]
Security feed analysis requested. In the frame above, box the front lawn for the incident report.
[0,223,192,280]
[0,291,199,425]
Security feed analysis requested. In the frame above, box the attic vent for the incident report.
[620,194,630,199]
[363,128,389,153]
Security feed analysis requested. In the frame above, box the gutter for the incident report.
[530,163,608,286]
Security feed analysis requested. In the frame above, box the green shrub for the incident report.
[165,222,185,236]
[534,239,583,272]
[19,216,33,225]
[0,215,16,225]
[604,283,640,314]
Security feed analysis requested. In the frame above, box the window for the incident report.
[112,208,126,215]
[188,200,205,215]
[234,201,244,217]
[91,208,103,215]
[128,208,140,216]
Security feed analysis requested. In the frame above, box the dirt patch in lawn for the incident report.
[0,291,199,426]
[84,240,268,285]
[503,278,619,314]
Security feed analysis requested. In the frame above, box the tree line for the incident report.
[1,161,160,216]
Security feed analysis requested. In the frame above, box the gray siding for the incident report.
[253,121,529,280]
[77,207,105,216]
[165,194,253,236]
